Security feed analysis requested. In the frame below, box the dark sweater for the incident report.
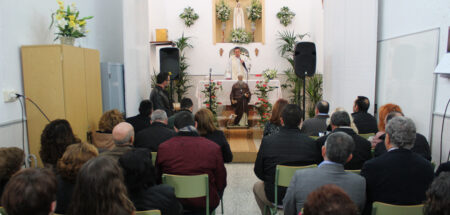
[130,184,183,215]
[203,130,233,163]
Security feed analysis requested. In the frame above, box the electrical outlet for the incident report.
[3,90,18,103]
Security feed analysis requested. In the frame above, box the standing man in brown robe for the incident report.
[230,75,251,126]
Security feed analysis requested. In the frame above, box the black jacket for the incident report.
[300,115,329,136]
[126,114,151,134]
[134,122,175,152]
[374,133,431,161]
[361,149,434,215]
[55,175,75,214]
[130,184,183,215]
[352,112,378,134]
[149,85,173,116]
[203,130,233,163]
[436,161,450,176]
[316,127,372,170]
[254,127,322,204]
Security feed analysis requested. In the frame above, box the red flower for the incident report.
[206,103,210,107]
[256,81,260,84]
[218,102,222,105]
[217,82,222,85]
[258,98,261,101]
[263,104,268,108]
[263,84,267,87]
[212,96,216,99]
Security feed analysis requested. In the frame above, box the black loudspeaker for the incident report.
[160,47,180,80]
[294,42,316,78]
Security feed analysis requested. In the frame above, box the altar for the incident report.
[196,79,282,109]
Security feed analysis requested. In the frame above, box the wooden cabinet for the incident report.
[21,45,103,167]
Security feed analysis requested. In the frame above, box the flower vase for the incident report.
[251,22,256,42]
[221,22,226,43]
[60,36,75,46]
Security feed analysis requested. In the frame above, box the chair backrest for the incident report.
[310,136,319,140]
[276,164,318,187]
[372,202,424,215]
[136,209,162,215]
[151,152,157,166]
[162,174,210,215]
[0,207,6,215]
[345,169,361,175]
[359,133,375,140]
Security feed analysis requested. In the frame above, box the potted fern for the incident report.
[173,34,193,102]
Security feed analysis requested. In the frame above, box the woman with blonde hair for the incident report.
[370,103,402,148]
[55,142,99,214]
[92,109,124,150]
[263,99,289,137]
[195,108,233,163]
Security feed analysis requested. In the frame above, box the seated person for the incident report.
[283,132,366,215]
[371,104,402,148]
[424,172,450,215]
[119,148,182,215]
[40,119,81,168]
[263,99,288,137]
[1,168,57,215]
[0,147,24,201]
[67,156,135,215]
[254,104,322,214]
[134,109,175,152]
[126,99,153,134]
[374,111,431,160]
[92,109,124,150]
[316,110,372,170]
[55,142,99,214]
[156,111,227,213]
[302,184,359,215]
[361,116,434,215]
[435,161,450,176]
[300,100,330,136]
[195,108,233,163]
[168,98,193,129]
[100,122,134,162]
[351,96,378,134]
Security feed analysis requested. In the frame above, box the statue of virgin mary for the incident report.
[233,0,245,30]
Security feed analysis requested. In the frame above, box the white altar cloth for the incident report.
[196,80,282,109]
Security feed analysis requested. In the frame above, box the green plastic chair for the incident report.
[345,169,361,175]
[309,136,319,140]
[151,152,157,166]
[136,209,161,215]
[162,174,212,215]
[265,164,318,215]
[371,202,424,215]
[359,133,375,140]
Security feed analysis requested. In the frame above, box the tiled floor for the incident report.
[221,163,261,215]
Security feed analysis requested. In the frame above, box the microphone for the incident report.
[239,57,248,72]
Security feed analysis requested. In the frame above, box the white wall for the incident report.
[0,0,124,151]
[147,0,323,77]
[378,0,450,163]
[123,0,151,117]
[322,0,378,114]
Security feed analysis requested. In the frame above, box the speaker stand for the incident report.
[302,72,307,121]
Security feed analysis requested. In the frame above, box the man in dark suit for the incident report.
[316,110,372,170]
[283,132,366,215]
[352,96,378,134]
[134,109,175,152]
[156,111,226,213]
[374,111,431,160]
[361,116,434,215]
[167,98,193,130]
[126,100,152,134]
[254,104,322,214]
[150,72,174,117]
[300,100,329,136]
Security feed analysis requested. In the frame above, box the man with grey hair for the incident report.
[315,110,372,170]
[361,116,434,215]
[283,132,366,215]
[101,122,134,162]
[134,109,175,152]
[300,100,329,136]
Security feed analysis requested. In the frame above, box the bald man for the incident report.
[101,122,134,162]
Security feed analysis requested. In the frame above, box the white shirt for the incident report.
[225,55,251,80]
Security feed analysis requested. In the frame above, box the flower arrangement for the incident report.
[276,6,296,27]
[263,69,277,81]
[246,0,262,22]
[231,28,252,44]
[254,80,277,126]
[50,0,93,40]
[179,7,199,27]
[201,81,223,117]
[216,0,231,22]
